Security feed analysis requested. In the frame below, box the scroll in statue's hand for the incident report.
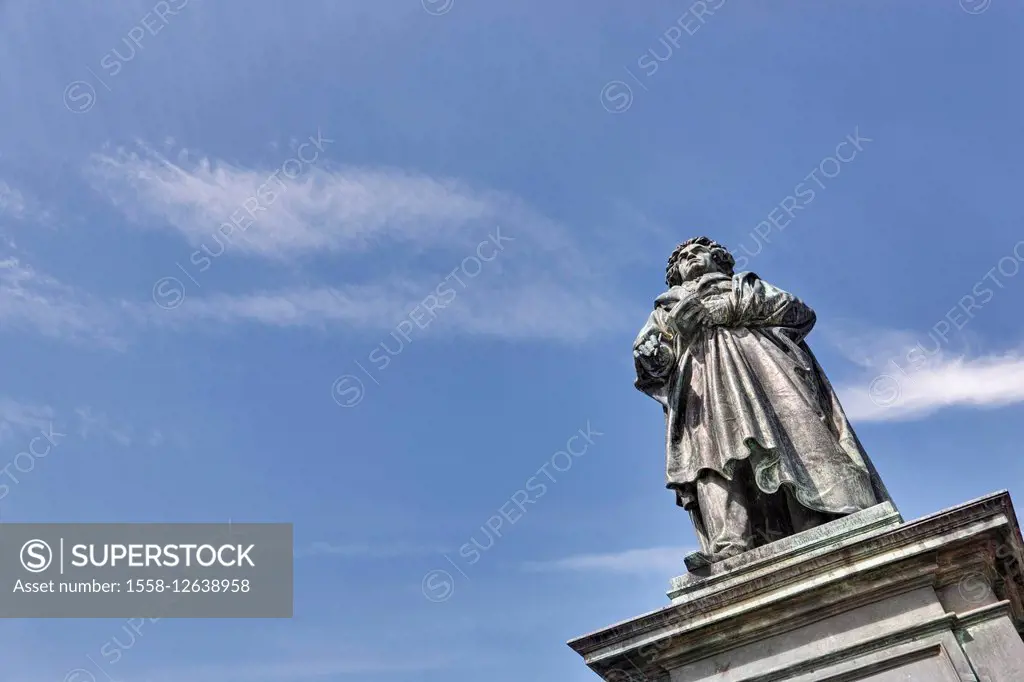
[633,329,674,377]
[634,332,663,359]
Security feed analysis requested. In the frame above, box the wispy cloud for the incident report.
[0,396,54,444]
[830,327,1024,422]
[0,247,624,345]
[147,279,623,342]
[73,406,134,446]
[0,179,52,223]
[0,144,634,346]
[0,399,148,449]
[838,352,1024,423]
[88,142,568,261]
[79,142,629,343]
[0,257,125,348]
[522,546,691,575]
[0,181,28,219]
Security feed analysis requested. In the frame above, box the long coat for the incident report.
[634,271,891,514]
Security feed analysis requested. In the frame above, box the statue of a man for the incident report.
[633,237,892,570]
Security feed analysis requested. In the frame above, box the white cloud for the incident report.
[522,547,692,575]
[839,353,1024,423]
[830,328,1024,422]
[73,406,133,446]
[0,257,125,348]
[87,142,563,260]
[0,396,54,444]
[0,247,623,345]
[0,179,51,223]
[0,400,149,449]
[80,142,629,343]
[0,181,27,219]
[148,277,624,342]
[0,145,637,346]
[0,399,144,451]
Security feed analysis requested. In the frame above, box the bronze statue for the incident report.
[633,237,892,570]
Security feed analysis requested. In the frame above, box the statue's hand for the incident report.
[668,296,708,335]
[634,332,662,358]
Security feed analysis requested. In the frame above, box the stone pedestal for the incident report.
[568,491,1024,681]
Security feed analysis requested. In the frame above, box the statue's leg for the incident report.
[679,486,717,572]
[696,472,754,560]
[688,507,713,556]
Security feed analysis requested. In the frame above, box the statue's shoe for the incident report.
[685,543,754,572]
[683,550,712,572]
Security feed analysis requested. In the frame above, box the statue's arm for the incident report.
[633,308,676,400]
[706,273,816,340]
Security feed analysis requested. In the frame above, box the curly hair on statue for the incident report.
[665,236,736,286]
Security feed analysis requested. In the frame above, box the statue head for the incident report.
[665,236,736,286]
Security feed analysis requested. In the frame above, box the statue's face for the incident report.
[675,243,720,282]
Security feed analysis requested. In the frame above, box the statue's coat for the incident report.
[634,271,891,515]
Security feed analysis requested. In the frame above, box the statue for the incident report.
[633,237,892,571]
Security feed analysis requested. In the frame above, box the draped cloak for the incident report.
[634,271,892,515]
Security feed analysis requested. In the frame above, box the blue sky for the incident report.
[0,0,1023,680]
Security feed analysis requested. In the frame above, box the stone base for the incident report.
[568,491,1024,681]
